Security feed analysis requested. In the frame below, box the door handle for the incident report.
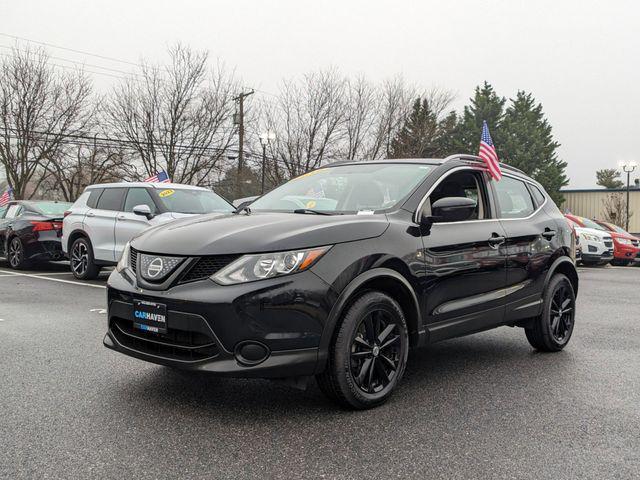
[488,233,506,248]
[87,212,95,217]
[542,228,556,240]
[117,215,126,220]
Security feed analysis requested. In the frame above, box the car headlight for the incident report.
[211,246,331,285]
[116,241,131,273]
[580,233,597,242]
[616,238,632,245]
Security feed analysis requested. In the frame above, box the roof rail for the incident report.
[442,153,525,174]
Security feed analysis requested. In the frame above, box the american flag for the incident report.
[144,170,170,183]
[0,187,13,207]
[479,120,502,180]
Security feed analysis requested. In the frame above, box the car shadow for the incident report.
[114,329,568,420]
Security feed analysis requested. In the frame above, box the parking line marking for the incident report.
[0,269,106,289]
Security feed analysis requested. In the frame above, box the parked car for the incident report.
[592,219,640,266]
[564,215,613,266]
[566,214,636,266]
[104,154,579,409]
[0,200,72,269]
[62,182,234,280]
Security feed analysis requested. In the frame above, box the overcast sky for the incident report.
[3,0,639,187]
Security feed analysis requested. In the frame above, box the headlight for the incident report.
[580,233,597,242]
[212,246,331,285]
[616,238,632,245]
[116,241,131,273]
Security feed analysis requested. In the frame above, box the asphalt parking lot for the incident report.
[0,263,638,479]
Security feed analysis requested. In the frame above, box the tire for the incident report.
[525,273,576,352]
[316,291,409,410]
[69,237,101,280]
[7,237,29,270]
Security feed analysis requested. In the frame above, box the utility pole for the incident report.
[621,162,637,232]
[233,89,254,199]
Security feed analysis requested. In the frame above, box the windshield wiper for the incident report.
[233,205,251,215]
[293,208,333,216]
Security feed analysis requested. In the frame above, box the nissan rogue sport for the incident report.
[104,155,578,409]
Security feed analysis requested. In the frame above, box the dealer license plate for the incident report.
[132,300,168,334]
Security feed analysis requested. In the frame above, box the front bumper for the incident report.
[105,268,337,378]
[613,243,640,260]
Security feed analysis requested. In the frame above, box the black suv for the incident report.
[105,155,578,409]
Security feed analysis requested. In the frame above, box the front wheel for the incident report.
[316,291,409,409]
[525,273,576,352]
[70,237,101,280]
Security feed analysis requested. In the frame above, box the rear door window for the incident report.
[86,189,104,208]
[124,188,157,213]
[95,188,126,211]
[494,177,535,219]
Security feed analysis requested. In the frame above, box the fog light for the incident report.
[235,341,270,366]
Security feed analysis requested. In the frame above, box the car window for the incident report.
[426,170,488,221]
[124,188,156,213]
[157,188,233,214]
[32,201,73,215]
[4,204,22,219]
[0,206,6,219]
[95,188,126,211]
[249,163,434,214]
[494,176,535,219]
[576,216,606,231]
[529,185,546,207]
[86,189,103,208]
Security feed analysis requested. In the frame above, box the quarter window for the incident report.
[529,184,546,207]
[4,204,22,219]
[95,188,126,211]
[494,177,535,218]
[124,188,156,213]
[86,189,103,208]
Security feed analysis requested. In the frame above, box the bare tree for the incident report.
[367,76,417,159]
[602,193,631,227]
[104,44,238,185]
[0,46,93,199]
[261,69,347,184]
[340,76,378,161]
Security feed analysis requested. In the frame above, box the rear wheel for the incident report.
[316,291,409,409]
[525,273,575,352]
[70,237,101,280]
[7,237,29,270]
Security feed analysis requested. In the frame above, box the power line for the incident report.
[0,32,142,67]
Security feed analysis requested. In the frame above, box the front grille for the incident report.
[130,247,138,272]
[180,255,240,283]
[604,241,613,248]
[111,316,219,362]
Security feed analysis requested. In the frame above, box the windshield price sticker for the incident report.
[159,189,175,198]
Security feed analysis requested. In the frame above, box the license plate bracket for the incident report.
[132,300,168,334]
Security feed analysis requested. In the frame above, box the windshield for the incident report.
[577,216,606,231]
[32,201,72,215]
[157,188,233,214]
[249,163,435,214]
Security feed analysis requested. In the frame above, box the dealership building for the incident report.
[561,187,640,234]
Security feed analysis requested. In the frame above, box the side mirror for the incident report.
[431,197,477,223]
[132,204,154,219]
[234,200,253,213]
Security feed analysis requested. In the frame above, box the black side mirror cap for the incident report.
[431,197,477,223]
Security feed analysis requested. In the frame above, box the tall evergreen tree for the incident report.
[500,91,568,204]
[451,81,506,154]
[390,98,440,158]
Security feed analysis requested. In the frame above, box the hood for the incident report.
[575,226,611,240]
[607,231,639,242]
[132,212,389,255]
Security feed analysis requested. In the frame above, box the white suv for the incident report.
[565,217,613,266]
[62,182,233,279]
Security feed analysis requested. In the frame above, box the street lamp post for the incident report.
[259,131,276,195]
[620,161,637,231]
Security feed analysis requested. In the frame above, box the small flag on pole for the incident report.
[479,120,502,180]
[0,187,13,207]
[144,170,171,183]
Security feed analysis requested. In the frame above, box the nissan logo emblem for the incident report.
[147,257,164,278]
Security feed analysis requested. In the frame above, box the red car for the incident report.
[593,219,640,265]
[566,214,640,266]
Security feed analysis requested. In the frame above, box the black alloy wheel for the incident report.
[70,237,100,280]
[316,291,409,409]
[350,311,402,394]
[8,237,27,269]
[525,273,576,352]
